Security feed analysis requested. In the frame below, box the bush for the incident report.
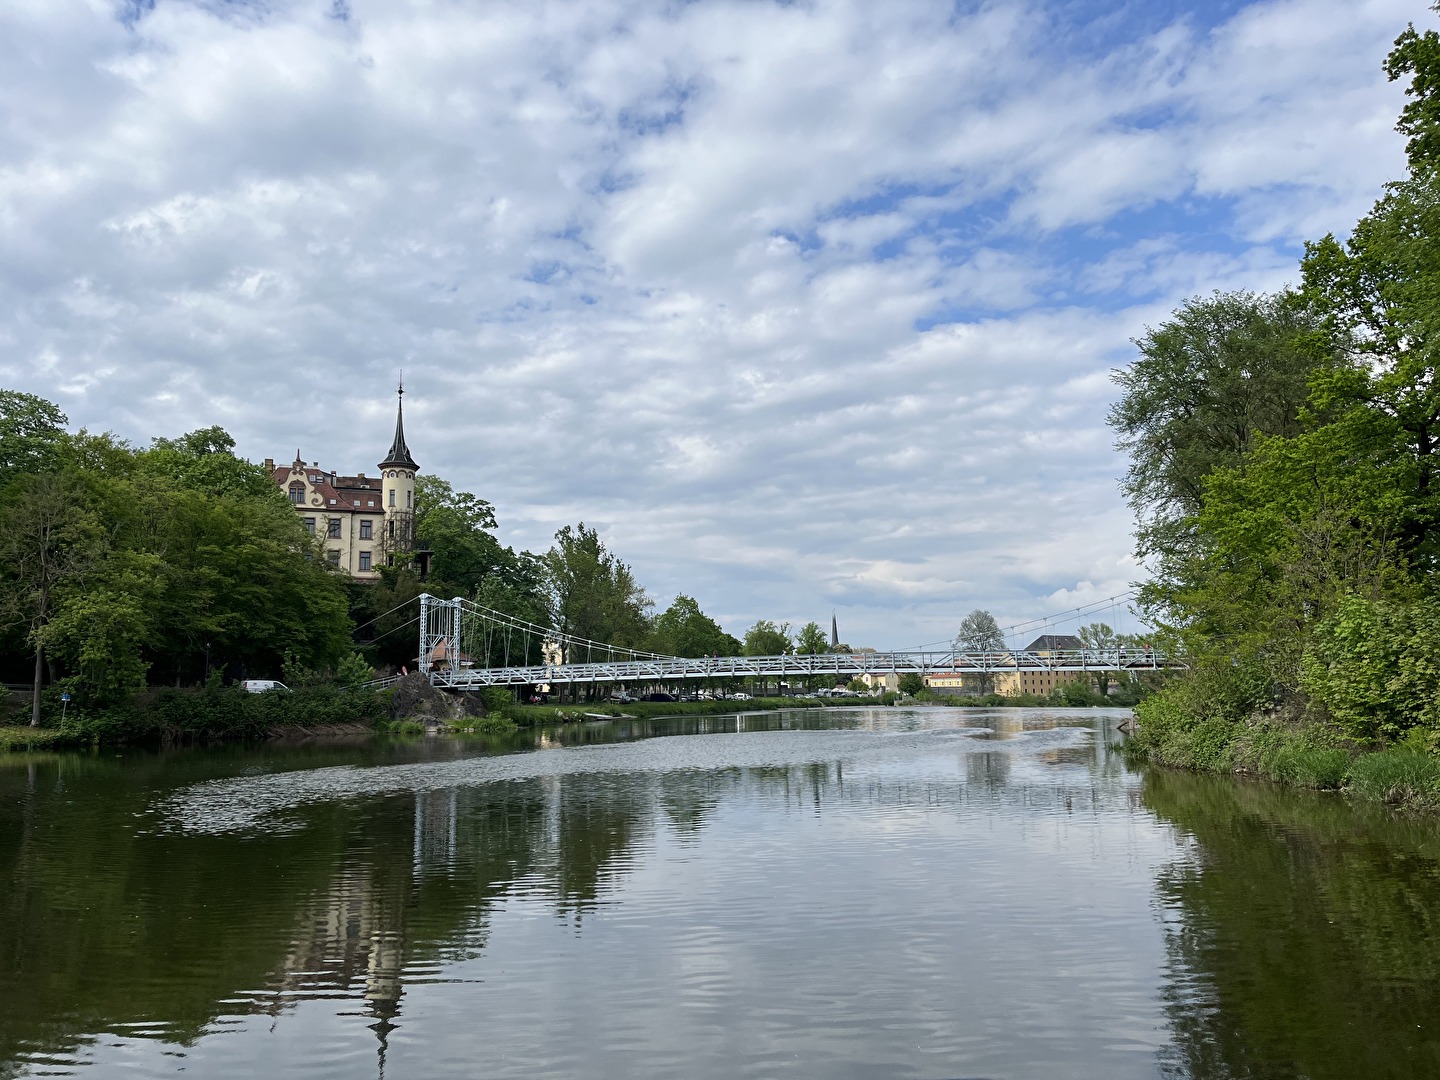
[45,683,390,745]
[478,687,514,718]
[1302,594,1440,741]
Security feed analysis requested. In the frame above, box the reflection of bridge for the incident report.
[393,594,1184,690]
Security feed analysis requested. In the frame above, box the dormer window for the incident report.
[289,482,304,504]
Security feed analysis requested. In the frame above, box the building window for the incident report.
[327,550,340,566]
[327,519,341,539]
[407,489,412,509]
[389,488,395,507]
[289,482,304,504]
[304,517,316,534]
[359,551,371,571]
[360,520,372,540]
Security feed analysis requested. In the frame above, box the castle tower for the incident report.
[378,383,419,566]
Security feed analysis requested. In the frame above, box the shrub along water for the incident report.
[30,683,390,747]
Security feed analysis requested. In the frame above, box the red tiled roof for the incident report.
[275,464,386,512]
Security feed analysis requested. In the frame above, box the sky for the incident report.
[0,0,1427,649]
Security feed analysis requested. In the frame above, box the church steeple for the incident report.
[831,612,839,649]
[379,382,418,470]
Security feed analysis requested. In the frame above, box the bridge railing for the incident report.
[425,647,1183,689]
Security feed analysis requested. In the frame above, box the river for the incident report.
[1,706,1438,1078]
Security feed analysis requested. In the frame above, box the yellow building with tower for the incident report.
[266,386,428,581]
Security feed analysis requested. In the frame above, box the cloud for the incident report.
[0,0,1423,646]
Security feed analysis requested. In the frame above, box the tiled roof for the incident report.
[275,465,385,512]
[1023,634,1084,652]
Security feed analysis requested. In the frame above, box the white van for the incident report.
[241,680,290,693]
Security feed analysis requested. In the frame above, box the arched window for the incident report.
[289,482,304,505]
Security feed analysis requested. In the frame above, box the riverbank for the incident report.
[507,696,830,725]
[1,684,393,750]
[0,686,840,750]
[1125,680,1440,812]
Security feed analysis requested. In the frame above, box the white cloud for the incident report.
[0,0,1425,645]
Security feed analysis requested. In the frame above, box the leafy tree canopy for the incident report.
[744,619,792,656]
[650,595,739,657]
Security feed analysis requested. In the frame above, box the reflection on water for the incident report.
[1,708,1437,1078]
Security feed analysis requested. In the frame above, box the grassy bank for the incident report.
[1126,676,1440,812]
[506,695,834,726]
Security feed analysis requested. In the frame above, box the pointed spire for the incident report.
[831,612,839,648]
[379,380,418,470]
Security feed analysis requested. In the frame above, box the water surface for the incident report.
[2,707,1438,1078]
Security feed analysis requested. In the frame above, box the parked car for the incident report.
[639,692,677,702]
[241,680,289,693]
[608,691,635,704]
[731,692,750,700]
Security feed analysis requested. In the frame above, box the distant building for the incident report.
[927,634,1094,697]
[267,385,429,581]
[857,671,899,693]
[1020,635,1083,652]
[994,634,1088,697]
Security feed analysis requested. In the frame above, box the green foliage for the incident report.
[46,684,389,745]
[794,620,830,656]
[898,672,924,696]
[1385,11,1440,173]
[0,390,67,483]
[336,652,375,689]
[649,595,739,657]
[1110,291,1329,568]
[478,686,513,717]
[414,475,505,594]
[744,619,792,656]
[1301,594,1440,741]
[543,523,653,650]
[0,403,353,709]
[1346,748,1440,806]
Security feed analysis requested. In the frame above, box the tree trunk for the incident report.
[31,645,44,728]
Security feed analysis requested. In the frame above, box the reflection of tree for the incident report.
[1145,770,1440,1079]
[546,773,651,919]
[966,751,1011,789]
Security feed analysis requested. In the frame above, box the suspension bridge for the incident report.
[368,594,1184,691]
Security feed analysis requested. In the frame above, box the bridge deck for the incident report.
[423,648,1180,689]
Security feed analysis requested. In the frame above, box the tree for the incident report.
[1385,8,1440,173]
[744,620,792,697]
[1078,622,1117,696]
[144,427,279,501]
[1300,171,1440,567]
[0,473,105,724]
[650,596,738,657]
[898,671,924,696]
[0,391,67,485]
[744,620,792,656]
[542,523,652,654]
[955,609,1004,695]
[414,475,505,595]
[1109,291,1329,567]
[795,621,829,655]
[954,610,1004,652]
